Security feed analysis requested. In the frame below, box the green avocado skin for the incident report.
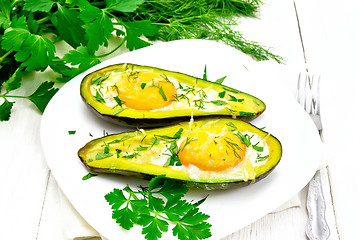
[78,119,282,190]
[80,63,266,128]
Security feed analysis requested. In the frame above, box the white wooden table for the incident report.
[1,0,359,239]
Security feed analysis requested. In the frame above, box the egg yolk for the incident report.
[115,70,176,111]
[178,128,246,172]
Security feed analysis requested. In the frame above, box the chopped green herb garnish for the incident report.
[109,135,132,144]
[224,138,243,159]
[239,111,256,116]
[140,82,146,89]
[256,154,269,162]
[180,137,197,152]
[122,152,139,159]
[222,86,239,93]
[194,98,205,110]
[163,141,182,167]
[95,152,113,160]
[158,86,167,101]
[210,100,228,106]
[235,132,252,147]
[203,65,207,80]
[89,132,93,137]
[161,128,184,167]
[215,76,226,84]
[136,146,148,151]
[114,96,124,108]
[252,142,264,152]
[228,95,244,102]
[104,143,110,154]
[68,130,76,135]
[226,122,237,129]
[91,74,109,85]
[150,137,160,148]
[114,108,126,115]
[218,91,226,98]
[82,173,97,180]
[173,128,184,139]
[115,149,122,158]
[155,128,183,142]
[95,90,105,103]
[161,74,170,82]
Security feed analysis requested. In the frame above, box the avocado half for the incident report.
[78,118,282,190]
[80,63,266,128]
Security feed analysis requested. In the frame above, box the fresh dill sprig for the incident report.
[118,0,283,63]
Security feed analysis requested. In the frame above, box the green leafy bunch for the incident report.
[105,175,212,240]
[0,0,282,122]
[120,0,283,62]
[0,0,156,121]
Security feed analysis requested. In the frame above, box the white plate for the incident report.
[40,39,322,240]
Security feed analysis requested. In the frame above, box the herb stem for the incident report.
[0,49,14,64]
[37,16,51,24]
[0,94,27,99]
[96,37,126,59]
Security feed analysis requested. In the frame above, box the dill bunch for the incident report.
[117,0,283,63]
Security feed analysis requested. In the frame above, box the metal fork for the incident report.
[296,73,330,240]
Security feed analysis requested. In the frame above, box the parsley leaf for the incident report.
[23,0,55,13]
[51,3,86,48]
[5,67,24,92]
[14,34,56,72]
[63,46,101,72]
[0,98,14,121]
[1,22,31,52]
[49,58,81,83]
[106,0,145,12]
[0,0,11,28]
[105,175,212,240]
[26,81,58,113]
[123,20,158,51]
[79,4,114,53]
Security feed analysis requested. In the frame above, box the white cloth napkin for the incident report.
[37,173,301,240]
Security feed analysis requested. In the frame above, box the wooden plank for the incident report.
[294,0,360,239]
[0,98,50,239]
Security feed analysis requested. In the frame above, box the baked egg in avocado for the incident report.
[78,118,282,190]
[80,63,266,128]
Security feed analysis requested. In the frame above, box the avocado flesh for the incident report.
[78,118,282,190]
[80,63,266,128]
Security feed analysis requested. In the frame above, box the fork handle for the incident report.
[305,170,330,240]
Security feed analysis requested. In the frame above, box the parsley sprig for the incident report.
[105,175,212,240]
